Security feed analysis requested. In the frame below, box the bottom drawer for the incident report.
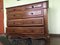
[6,27,44,35]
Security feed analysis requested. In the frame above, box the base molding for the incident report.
[50,34,60,37]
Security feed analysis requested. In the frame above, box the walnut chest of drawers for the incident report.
[6,1,49,40]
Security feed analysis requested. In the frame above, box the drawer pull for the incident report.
[31,13,33,15]
[32,6,34,8]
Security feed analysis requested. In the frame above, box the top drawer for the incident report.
[25,2,47,9]
[7,6,25,12]
[25,3,43,9]
[6,1,48,13]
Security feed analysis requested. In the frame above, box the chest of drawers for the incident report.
[6,1,49,41]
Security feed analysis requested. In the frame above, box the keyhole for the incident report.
[31,13,33,15]
[32,6,34,8]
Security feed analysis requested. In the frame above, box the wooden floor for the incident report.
[50,37,60,45]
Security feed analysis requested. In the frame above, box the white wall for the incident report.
[4,0,47,7]
[4,0,60,34]
[48,0,60,34]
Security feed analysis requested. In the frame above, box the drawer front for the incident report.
[7,10,44,19]
[6,3,42,13]
[7,7,25,13]
[6,27,44,34]
[6,1,47,13]
[7,18,44,26]
[25,3,43,9]
[24,2,47,9]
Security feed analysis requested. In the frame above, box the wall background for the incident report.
[3,0,60,34]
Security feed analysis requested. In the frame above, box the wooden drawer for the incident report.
[6,1,48,13]
[7,7,43,14]
[7,18,44,26]
[7,10,44,19]
[6,6,25,12]
[25,2,48,9]
[25,3,43,9]
[6,27,44,35]
[7,5,42,13]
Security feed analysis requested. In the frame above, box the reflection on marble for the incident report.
[9,38,46,45]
